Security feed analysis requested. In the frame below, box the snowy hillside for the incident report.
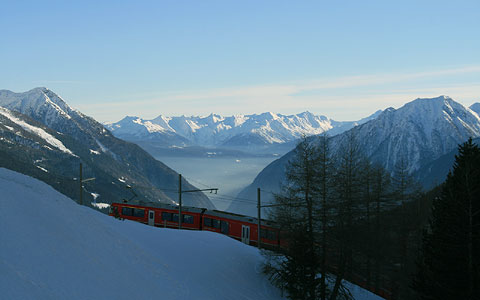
[0,168,381,300]
[106,111,382,152]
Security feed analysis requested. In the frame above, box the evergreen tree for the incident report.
[370,164,392,292]
[265,136,322,300]
[264,136,346,300]
[329,130,366,300]
[413,138,480,300]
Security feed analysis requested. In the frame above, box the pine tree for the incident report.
[330,130,366,300]
[413,138,480,300]
[370,164,391,292]
[264,135,346,300]
[265,136,322,300]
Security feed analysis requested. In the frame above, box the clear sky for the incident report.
[1,0,479,122]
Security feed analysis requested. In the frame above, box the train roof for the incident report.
[112,200,205,214]
[204,209,276,227]
[112,200,277,227]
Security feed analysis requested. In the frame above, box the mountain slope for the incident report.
[232,96,480,216]
[470,102,480,115]
[0,88,214,209]
[413,137,480,189]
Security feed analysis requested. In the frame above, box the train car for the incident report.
[202,210,281,248]
[109,201,282,249]
[110,201,205,230]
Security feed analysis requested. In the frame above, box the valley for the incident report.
[156,155,277,210]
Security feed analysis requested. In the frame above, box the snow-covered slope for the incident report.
[470,102,480,116]
[232,96,480,216]
[0,106,75,156]
[334,96,480,174]
[107,111,382,152]
[0,168,381,300]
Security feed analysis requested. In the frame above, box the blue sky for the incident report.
[1,0,479,122]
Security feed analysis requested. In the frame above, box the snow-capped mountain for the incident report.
[470,102,480,116]
[0,88,215,209]
[329,95,480,174]
[107,110,382,156]
[232,96,480,216]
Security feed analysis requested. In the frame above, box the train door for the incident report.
[241,225,250,244]
[148,210,155,226]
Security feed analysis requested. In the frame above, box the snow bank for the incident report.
[0,168,383,300]
[0,168,282,300]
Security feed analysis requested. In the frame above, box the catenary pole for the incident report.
[257,187,261,249]
[79,163,83,205]
[179,174,182,229]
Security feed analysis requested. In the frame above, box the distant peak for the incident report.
[119,116,141,122]
[298,111,314,117]
[413,95,452,102]
[258,112,277,119]
[29,87,49,93]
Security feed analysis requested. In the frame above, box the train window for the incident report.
[122,207,134,216]
[172,214,179,223]
[220,220,229,234]
[260,230,267,239]
[162,212,172,221]
[212,219,221,229]
[204,217,212,227]
[183,215,194,224]
[260,229,277,240]
[267,230,277,241]
[134,209,145,218]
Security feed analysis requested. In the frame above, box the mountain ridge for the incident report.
[0,88,215,209]
[106,110,382,156]
[231,95,480,216]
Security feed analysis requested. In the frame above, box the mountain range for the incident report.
[2,88,480,218]
[0,88,215,210]
[232,96,480,216]
[106,110,382,157]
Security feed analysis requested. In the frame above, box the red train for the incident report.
[109,201,392,299]
[109,201,283,249]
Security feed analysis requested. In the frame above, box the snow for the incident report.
[106,111,378,148]
[89,149,100,155]
[95,139,118,160]
[91,202,110,209]
[44,94,71,120]
[36,166,48,172]
[0,107,76,156]
[3,124,14,131]
[0,168,383,300]
[0,168,282,300]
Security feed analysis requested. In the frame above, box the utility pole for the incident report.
[78,163,95,206]
[79,163,83,205]
[257,187,261,249]
[179,174,182,229]
[177,173,218,230]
